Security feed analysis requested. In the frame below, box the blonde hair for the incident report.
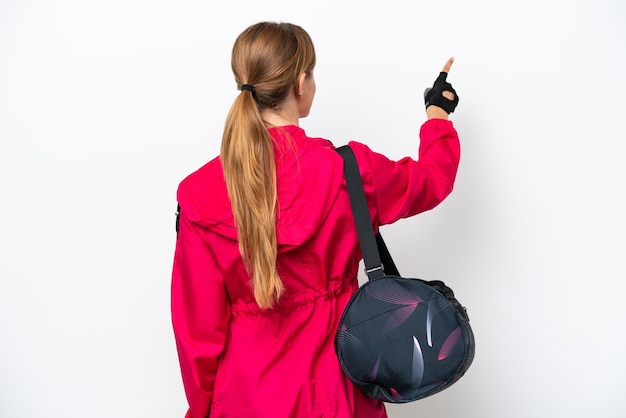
[221,22,316,308]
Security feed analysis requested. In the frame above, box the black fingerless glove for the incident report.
[424,72,459,114]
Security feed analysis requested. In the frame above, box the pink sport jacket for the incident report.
[172,119,460,418]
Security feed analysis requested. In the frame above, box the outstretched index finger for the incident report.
[442,57,454,74]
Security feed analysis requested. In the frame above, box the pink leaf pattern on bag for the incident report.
[389,387,402,401]
[365,283,423,305]
[369,355,381,380]
[382,304,419,332]
[438,326,461,360]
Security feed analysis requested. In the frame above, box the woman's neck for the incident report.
[260,95,299,127]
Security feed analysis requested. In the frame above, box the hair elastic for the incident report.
[241,84,255,93]
[240,84,257,100]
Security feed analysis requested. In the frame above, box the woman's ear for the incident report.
[297,72,306,96]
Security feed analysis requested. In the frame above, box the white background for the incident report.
[1,0,625,417]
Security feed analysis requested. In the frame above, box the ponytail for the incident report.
[221,91,283,309]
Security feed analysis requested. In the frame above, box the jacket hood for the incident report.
[177,125,344,252]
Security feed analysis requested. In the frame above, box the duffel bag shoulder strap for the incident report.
[335,145,400,280]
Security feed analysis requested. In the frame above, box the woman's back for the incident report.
[173,120,459,417]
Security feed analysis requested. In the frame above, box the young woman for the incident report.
[171,21,460,418]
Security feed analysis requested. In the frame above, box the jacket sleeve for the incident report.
[350,118,461,226]
[171,209,230,418]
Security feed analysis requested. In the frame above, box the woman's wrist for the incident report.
[426,105,449,120]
